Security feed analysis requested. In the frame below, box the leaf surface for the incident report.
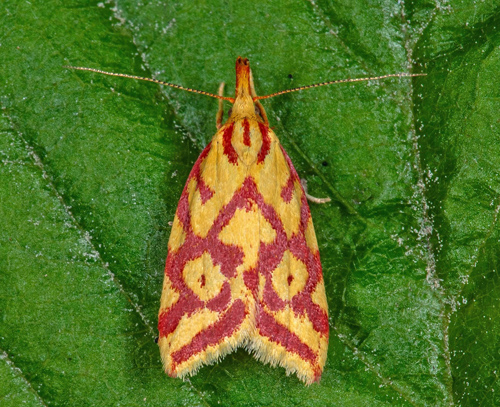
[1,1,498,406]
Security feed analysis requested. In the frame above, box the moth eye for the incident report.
[255,105,263,118]
[227,108,232,117]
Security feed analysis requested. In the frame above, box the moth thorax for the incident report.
[230,94,257,121]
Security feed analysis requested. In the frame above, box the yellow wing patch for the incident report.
[182,252,225,302]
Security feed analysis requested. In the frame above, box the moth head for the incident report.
[227,57,268,124]
[228,57,261,122]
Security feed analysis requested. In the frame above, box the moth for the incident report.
[66,58,424,384]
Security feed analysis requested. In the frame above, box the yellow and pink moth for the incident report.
[66,57,424,384]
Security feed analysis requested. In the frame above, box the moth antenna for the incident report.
[254,72,426,101]
[64,66,235,102]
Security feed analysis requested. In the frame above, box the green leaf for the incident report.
[1,1,498,406]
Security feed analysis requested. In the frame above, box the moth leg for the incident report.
[301,178,331,204]
[249,68,269,126]
[216,82,225,129]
